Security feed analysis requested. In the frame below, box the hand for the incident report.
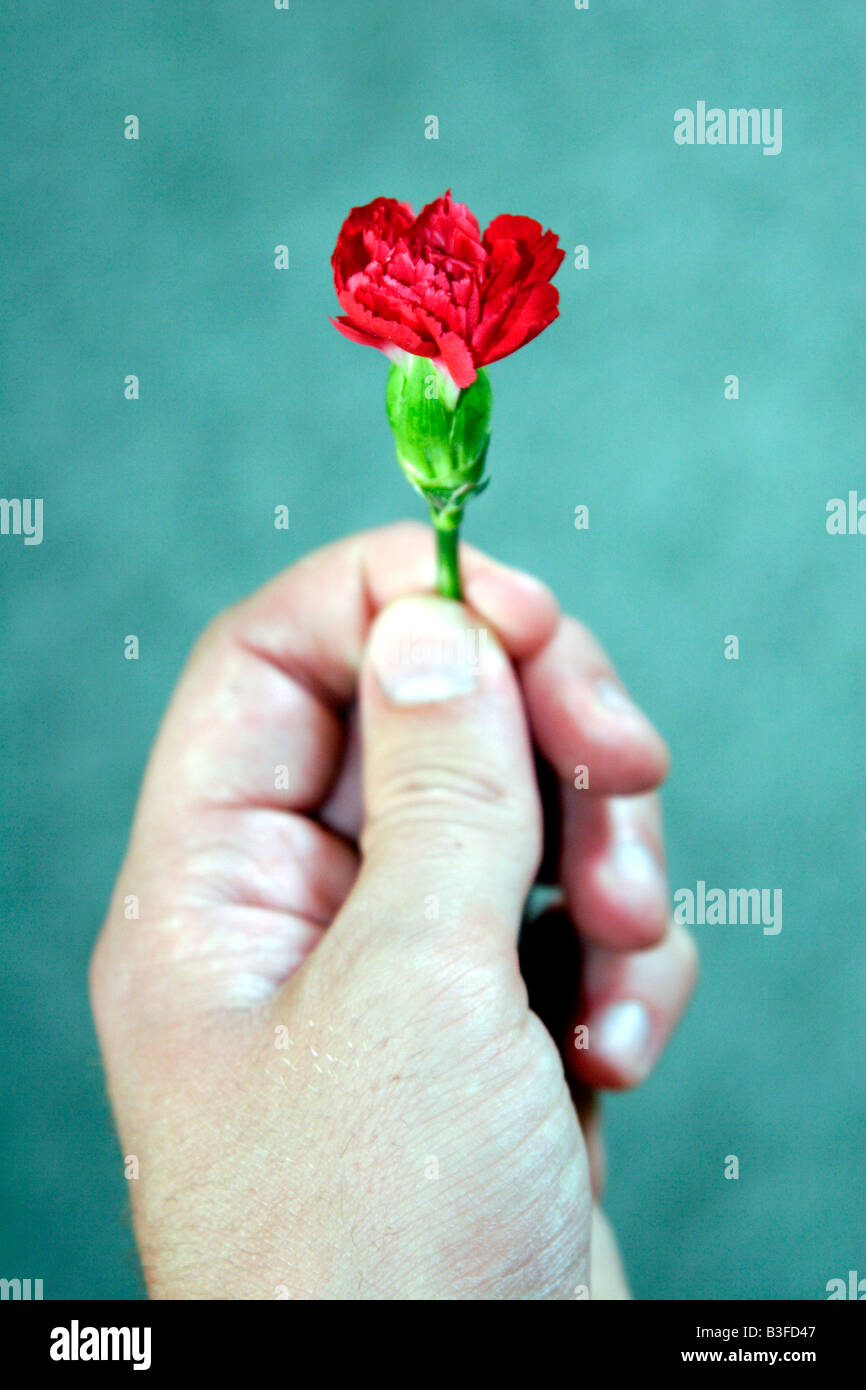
[90,523,696,1299]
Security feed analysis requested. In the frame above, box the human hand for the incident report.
[90,523,696,1299]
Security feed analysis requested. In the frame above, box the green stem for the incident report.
[434,516,462,600]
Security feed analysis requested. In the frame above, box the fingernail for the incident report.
[594,679,670,771]
[610,839,664,890]
[369,596,490,705]
[592,1000,653,1077]
[595,679,648,721]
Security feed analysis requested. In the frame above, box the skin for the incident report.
[90,522,697,1300]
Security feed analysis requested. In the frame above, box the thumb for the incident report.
[349,594,542,943]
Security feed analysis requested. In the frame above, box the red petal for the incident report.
[332,290,432,355]
[409,191,488,289]
[330,316,392,352]
[426,326,477,389]
[331,197,415,296]
[484,219,564,283]
[473,282,560,367]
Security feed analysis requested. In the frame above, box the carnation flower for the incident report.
[331,191,564,597]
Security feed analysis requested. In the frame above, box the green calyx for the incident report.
[385,355,492,526]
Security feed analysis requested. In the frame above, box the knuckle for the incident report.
[366,756,536,835]
[362,759,543,883]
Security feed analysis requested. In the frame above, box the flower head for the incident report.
[331,191,564,390]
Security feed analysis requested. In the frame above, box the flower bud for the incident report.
[385,356,492,520]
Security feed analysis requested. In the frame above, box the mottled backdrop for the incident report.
[1,0,863,1299]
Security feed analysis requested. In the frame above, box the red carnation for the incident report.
[331,190,564,390]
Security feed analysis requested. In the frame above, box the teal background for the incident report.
[1,0,864,1300]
